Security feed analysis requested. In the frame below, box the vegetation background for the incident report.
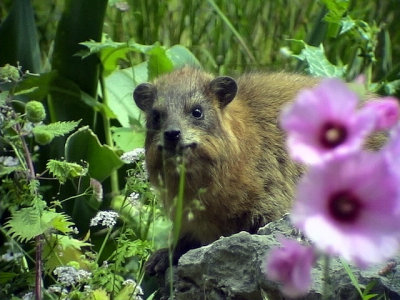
[0,0,399,299]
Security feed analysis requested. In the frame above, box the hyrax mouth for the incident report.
[158,142,197,156]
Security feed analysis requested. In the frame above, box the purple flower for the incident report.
[280,79,376,165]
[364,97,399,131]
[291,151,400,267]
[265,238,315,298]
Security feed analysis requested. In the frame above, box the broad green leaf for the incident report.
[47,159,87,184]
[14,71,57,100]
[166,45,202,69]
[0,0,41,72]
[65,126,123,182]
[104,69,143,127]
[291,40,346,77]
[44,234,91,271]
[147,45,174,81]
[111,127,145,152]
[50,0,107,126]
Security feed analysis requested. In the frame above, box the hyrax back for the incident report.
[133,67,319,266]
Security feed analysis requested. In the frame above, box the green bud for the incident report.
[26,100,46,123]
[0,64,20,82]
[34,131,54,145]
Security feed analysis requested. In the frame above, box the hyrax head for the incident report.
[133,68,238,157]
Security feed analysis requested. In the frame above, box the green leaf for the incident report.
[290,40,346,77]
[0,0,41,72]
[166,45,202,69]
[33,120,80,138]
[104,69,143,127]
[321,0,349,24]
[0,272,18,284]
[47,159,88,184]
[147,44,174,81]
[65,126,123,182]
[6,207,73,242]
[111,127,145,152]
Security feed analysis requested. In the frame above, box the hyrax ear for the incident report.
[209,76,238,107]
[133,83,157,111]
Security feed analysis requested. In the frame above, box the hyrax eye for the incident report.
[191,106,204,119]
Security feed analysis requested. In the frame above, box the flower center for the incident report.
[328,191,362,223]
[320,122,347,148]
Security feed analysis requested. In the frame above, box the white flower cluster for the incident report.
[53,266,91,287]
[1,251,23,262]
[89,211,119,228]
[0,156,19,167]
[127,192,140,206]
[120,148,145,163]
[122,279,144,300]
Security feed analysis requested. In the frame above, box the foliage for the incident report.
[0,0,399,299]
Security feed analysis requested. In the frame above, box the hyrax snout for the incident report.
[133,67,319,274]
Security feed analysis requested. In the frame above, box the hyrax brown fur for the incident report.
[133,67,319,275]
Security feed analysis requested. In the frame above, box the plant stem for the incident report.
[322,254,331,300]
[99,73,119,195]
[207,0,256,64]
[96,226,113,264]
[35,235,42,300]
[16,124,43,300]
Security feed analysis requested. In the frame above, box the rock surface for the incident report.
[161,215,400,299]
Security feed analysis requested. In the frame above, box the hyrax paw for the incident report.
[145,248,170,276]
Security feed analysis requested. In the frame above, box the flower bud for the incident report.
[34,131,54,145]
[26,101,46,123]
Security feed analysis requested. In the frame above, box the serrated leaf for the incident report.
[321,0,349,24]
[6,207,72,242]
[47,159,87,184]
[291,40,346,77]
[33,120,80,138]
[65,126,123,181]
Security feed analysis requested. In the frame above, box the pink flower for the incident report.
[364,97,399,131]
[280,79,376,165]
[291,151,400,267]
[265,238,315,298]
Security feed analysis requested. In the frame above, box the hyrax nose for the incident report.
[164,129,181,142]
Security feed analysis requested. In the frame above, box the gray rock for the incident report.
[161,215,400,299]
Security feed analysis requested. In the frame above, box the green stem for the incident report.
[207,0,256,63]
[95,226,113,264]
[99,74,119,195]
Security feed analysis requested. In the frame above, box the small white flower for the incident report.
[84,284,92,292]
[123,279,136,286]
[22,292,33,300]
[53,266,91,287]
[1,251,23,262]
[128,192,140,206]
[48,285,63,294]
[72,227,79,234]
[120,148,145,163]
[90,211,119,228]
[0,156,19,167]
